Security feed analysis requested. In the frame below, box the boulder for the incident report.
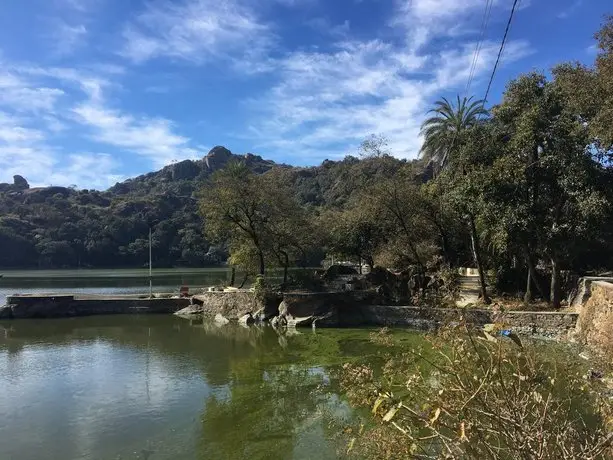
[322,264,358,281]
[270,315,287,329]
[276,292,345,327]
[169,160,201,181]
[13,175,29,190]
[204,146,233,170]
[287,316,314,328]
[252,308,265,322]
[174,304,204,316]
[0,306,12,319]
[214,313,230,325]
[238,313,255,326]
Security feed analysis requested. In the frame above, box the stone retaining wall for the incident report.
[0,290,584,339]
[355,305,578,337]
[576,281,613,354]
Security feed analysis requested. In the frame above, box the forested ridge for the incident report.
[3,14,613,315]
[0,145,413,269]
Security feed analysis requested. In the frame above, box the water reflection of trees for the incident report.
[0,316,367,459]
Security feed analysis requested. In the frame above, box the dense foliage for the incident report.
[197,16,613,308]
[0,145,411,269]
[3,17,613,313]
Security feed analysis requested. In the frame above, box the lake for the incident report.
[0,270,595,459]
[0,268,234,306]
[0,314,396,460]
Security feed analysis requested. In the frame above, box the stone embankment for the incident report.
[0,294,190,319]
[2,278,611,351]
[175,290,578,338]
[575,280,613,354]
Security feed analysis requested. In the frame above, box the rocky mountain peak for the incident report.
[13,175,29,190]
[204,146,233,170]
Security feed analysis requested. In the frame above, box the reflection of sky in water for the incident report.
[0,317,368,460]
[0,341,211,459]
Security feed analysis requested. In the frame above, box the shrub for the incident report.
[340,324,613,459]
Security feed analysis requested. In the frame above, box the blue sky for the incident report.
[0,0,609,189]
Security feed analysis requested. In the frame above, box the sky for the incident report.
[0,0,609,189]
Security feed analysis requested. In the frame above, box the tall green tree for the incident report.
[493,72,610,307]
[200,162,271,275]
[421,96,491,303]
[419,95,488,167]
[262,168,316,284]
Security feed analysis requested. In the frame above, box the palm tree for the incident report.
[420,95,491,304]
[419,95,488,168]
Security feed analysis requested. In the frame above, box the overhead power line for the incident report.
[483,0,520,104]
[465,0,494,98]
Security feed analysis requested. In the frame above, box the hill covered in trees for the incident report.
[197,15,613,309]
[0,145,414,269]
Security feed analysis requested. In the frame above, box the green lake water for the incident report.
[0,270,594,460]
[0,314,407,460]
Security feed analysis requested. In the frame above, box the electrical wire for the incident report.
[465,0,494,98]
[483,0,520,104]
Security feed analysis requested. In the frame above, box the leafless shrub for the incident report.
[340,323,613,459]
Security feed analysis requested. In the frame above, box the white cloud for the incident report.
[0,58,200,186]
[52,22,88,56]
[557,0,582,19]
[46,153,125,189]
[0,111,123,189]
[244,0,533,162]
[306,17,350,38]
[121,0,273,66]
[401,0,487,21]
[57,0,101,12]
[586,43,598,55]
[0,72,65,112]
[72,103,199,167]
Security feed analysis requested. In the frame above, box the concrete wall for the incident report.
[576,281,613,354]
[1,295,190,319]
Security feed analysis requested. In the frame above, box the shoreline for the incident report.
[0,291,579,340]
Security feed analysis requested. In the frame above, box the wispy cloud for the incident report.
[0,63,148,188]
[121,0,274,66]
[56,0,101,12]
[557,0,582,19]
[72,103,199,167]
[0,72,65,112]
[0,111,121,189]
[0,55,200,186]
[306,17,350,38]
[51,21,88,56]
[47,153,125,188]
[243,1,533,162]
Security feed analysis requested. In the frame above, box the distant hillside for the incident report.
[0,146,415,269]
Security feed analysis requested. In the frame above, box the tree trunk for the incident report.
[282,251,289,285]
[525,250,548,300]
[257,248,265,276]
[468,216,490,304]
[238,273,249,289]
[524,263,533,305]
[229,266,236,287]
[550,256,561,309]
